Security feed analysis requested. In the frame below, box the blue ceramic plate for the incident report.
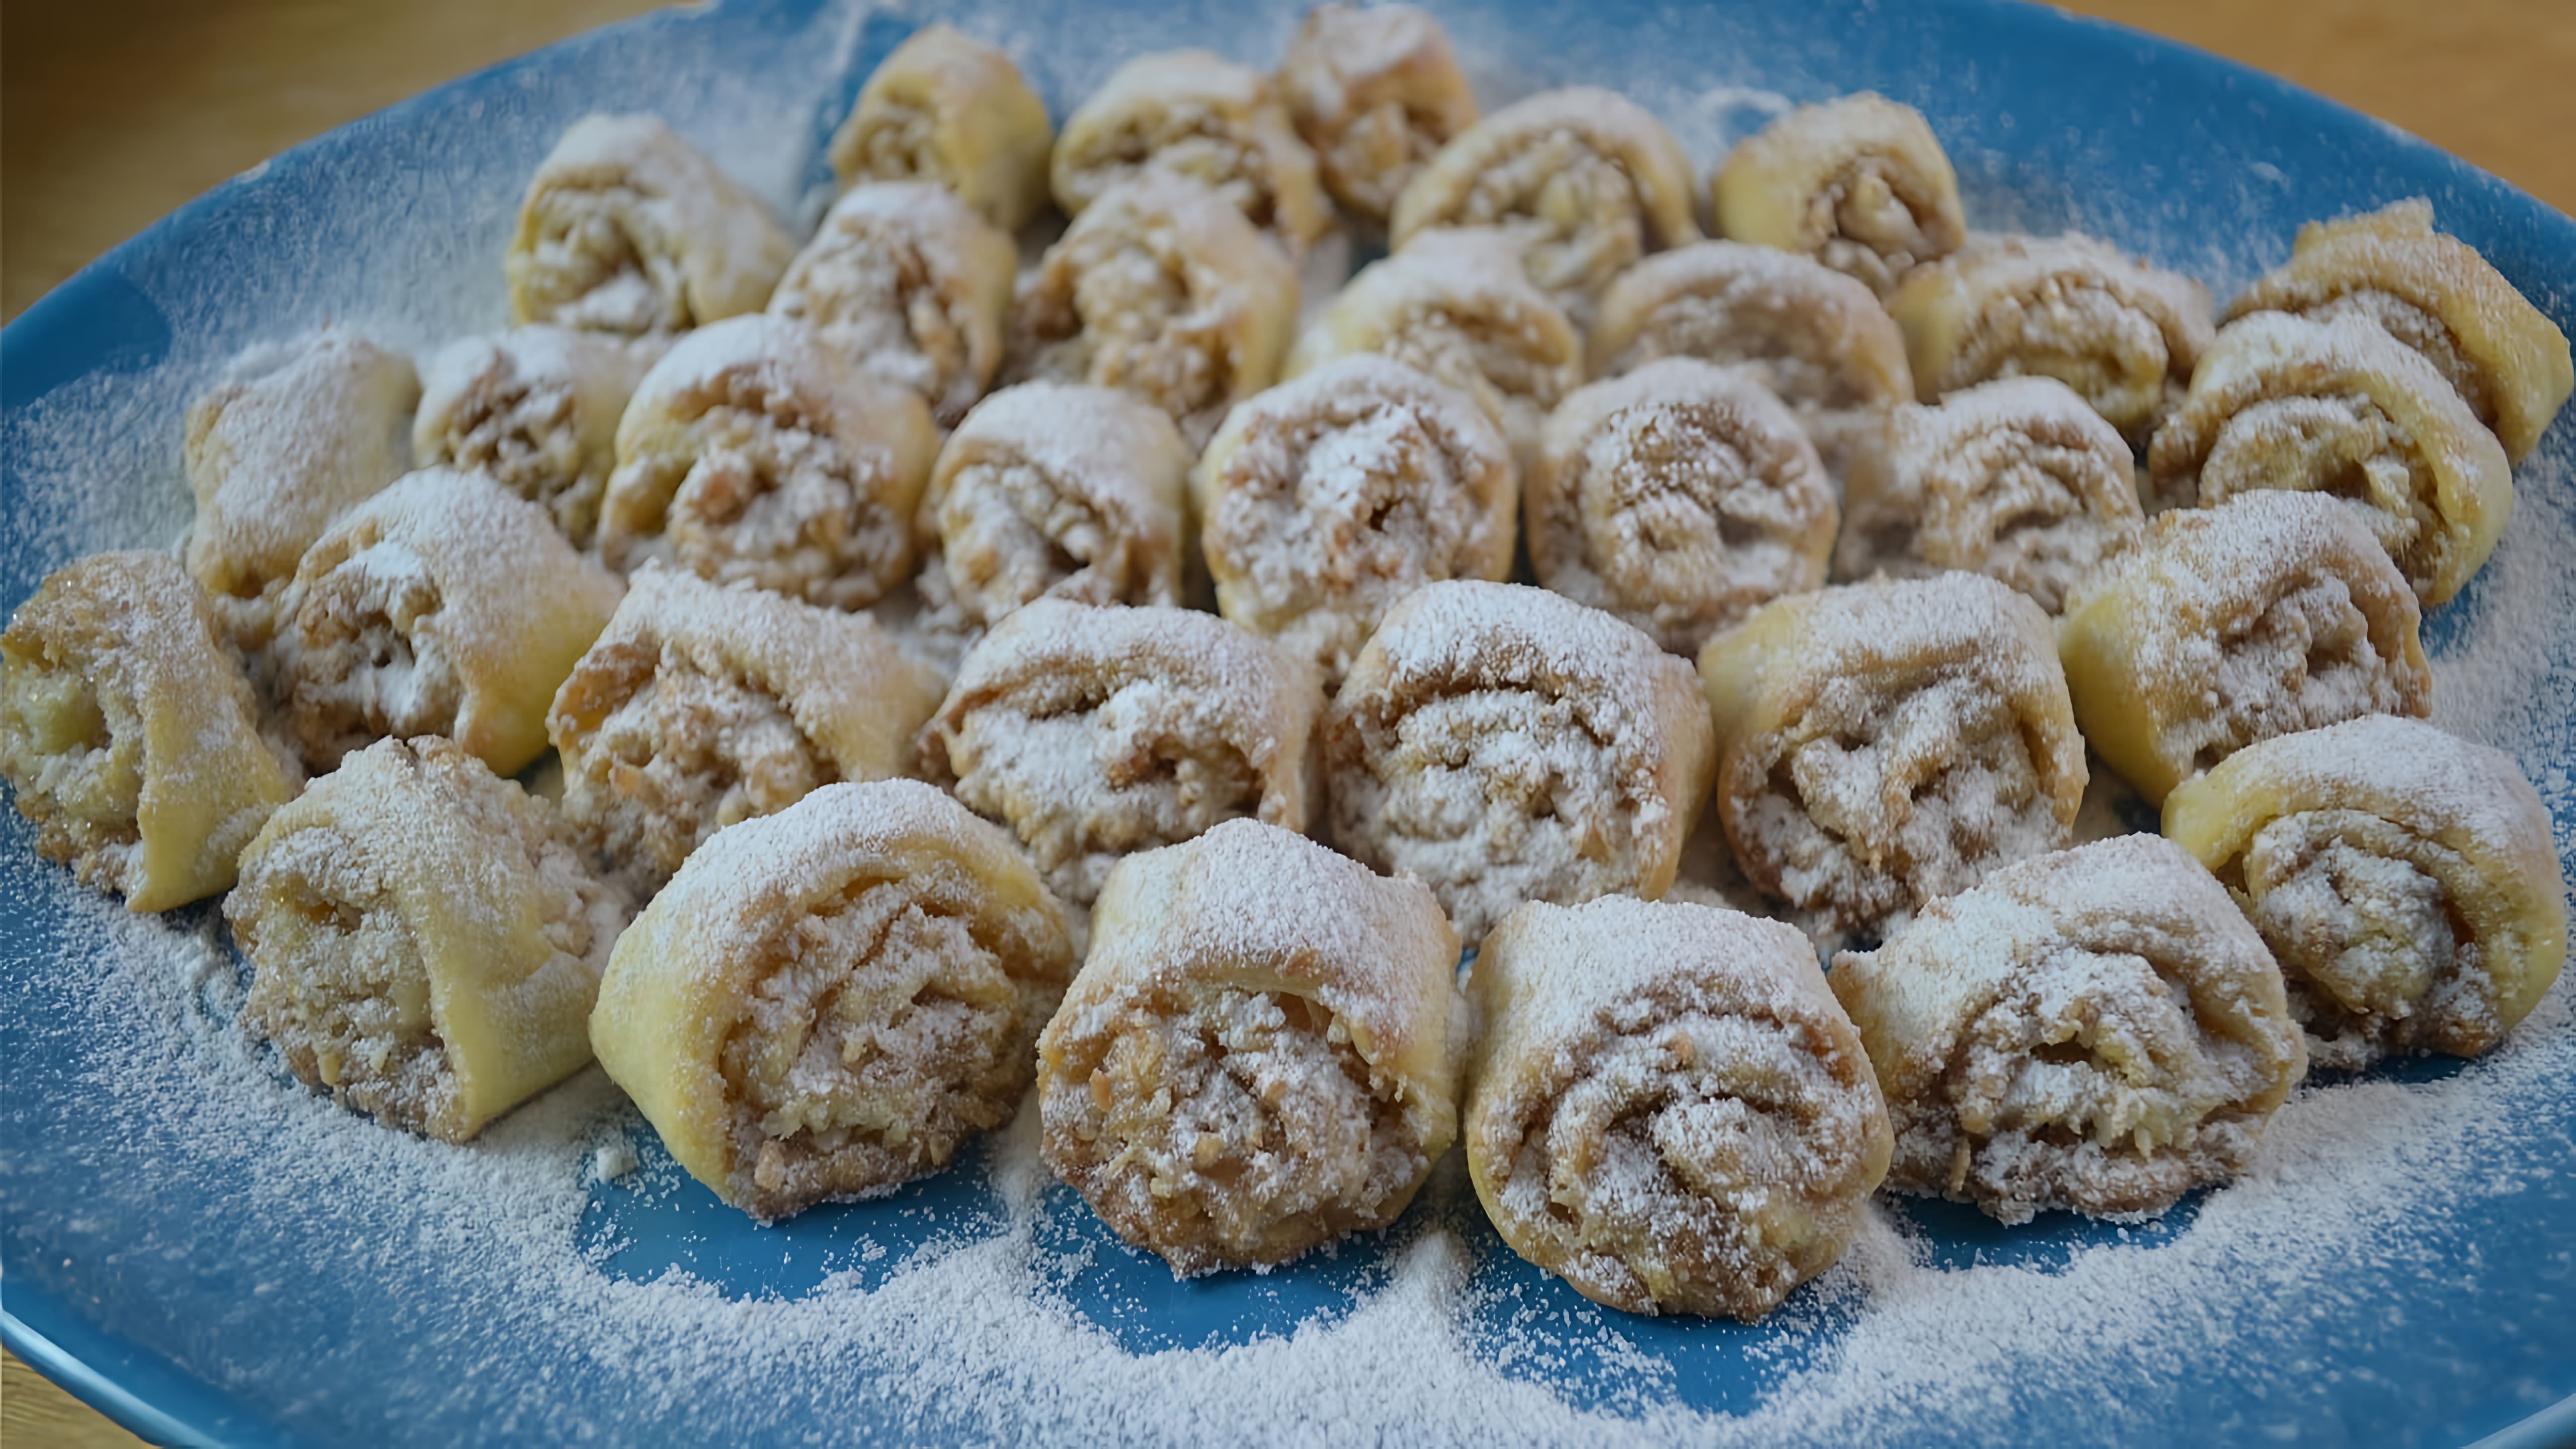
[6,2,2573,1444]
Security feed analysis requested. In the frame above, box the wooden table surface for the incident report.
[3,0,2571,1441]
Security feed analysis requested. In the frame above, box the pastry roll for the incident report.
[768,182,1016,427]
[1528,358,1837,657]
[230,736,629,1143]
[506,113,795,337]
[597,314,937,610]
[1834,376,2142,612]
[1051,50,1332,251]
[414,326,658,549]
[2146,312,2513,606]
[1193,356,1515,687]
[2058,491,2432,806]
[270,468,623,778]
[1276,3,1479,225]
[1588,240,1914,483]
[183,330,420,645]
[1830,833,2308,1223]
[1464,897,1892,1319]
[922,383,1192,632]
[1390,87,1701,315]
[1711,94,1966,298]
[1035,818,1460,1276]
[1325,580,1717,940]
[918,601,1324,907]
[827,24,1054,233]
[0,552,299,912]
[1888,232,2215,444]
[1006,173,1299,448]
[592,779,1074,1218]
[548,564,946,895]
[2227,199,2572,464]
[1282,227,1583,470]
[1699,572,2086,938]
[2163,714,2566,1071]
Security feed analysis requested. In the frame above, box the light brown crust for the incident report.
[828,24,1055,233]
[1710,93,1965,298]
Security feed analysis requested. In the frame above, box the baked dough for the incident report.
[918,600,1324,907]
[2163,714,2566,1070]
[592,779,1074,1218]
[1051,50,1331,252]
[769,182,1016,427]
[921,382,1192,632]
[1276,3,1479,225]
[2058,490,2432,806]
[414,327,659,549]
[1831,833,2307,1223]
[1700,572,2086,938]
[506,113,794,336]
[1528,358,1837,657]
[1465,897,1892,1319]
[1193,355,1515,688]
[1325,580,1717,940]
[548,562,945,896]
[2227,198,2572,464]
[231,736,629,1143]
[597,314,937,610]
[827,24,1054,232]
[2147,311,2513,606]
[1711,93,1965,298]
[0,551,299,912]
[1035,818,1460,1275]
[1834,375,2142,612]
[272,468,625,778]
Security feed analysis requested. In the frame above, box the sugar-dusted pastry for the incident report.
[1466,898,1891,1319]
[548,564,946,895]
[768,182,1016,428]
[1700,572,2086,938]
[827,23,1054,233]
[1,552,299,912]
[2146,312,2513,606]
[1283,227,1582,469]
[1888,231,2214,444]
[1835,376,2141,612]
[2227,199,2573,464]
[1831,834,2308,1223]
[920,383,1192,632]
[1035,819,1460,1275]
[597,314,937,610]
[271,468,622,779]
[2163,715,2567,1071]
[1051,50,1331,251]
[414,327,659,549]
[183,329,420,645]
[1193,356,1514,687]
[1391,87,1701,315]
[231,736,630,1143]
[506,114,795,337]
[592,779,1073,1219]
[1276,3,1479,225]
[1528,358,1837,657]
[918,601,1324,907]
[1006,173,1299,448]
[2058,491,2432,806]
[1589,240,1913,482]
[1326,580,1716,940]
[1711,94,1965,298]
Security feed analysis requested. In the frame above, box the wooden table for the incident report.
[3,1,2570,1441]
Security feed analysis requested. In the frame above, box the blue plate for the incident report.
[6,2,2573,1444]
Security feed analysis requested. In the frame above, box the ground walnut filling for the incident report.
[525,191,682,335]
[1048,988,1426,1275]
[567,655,836,891]
[2236,808,2495,1068]
[2307,287,2493,429]
[936,458,1119,625]
[1454,139,1645,297]
[651,415,907,611]
[1952,282,2169,424]
[1023,229,1225,425]
[0,661,144,889]
[437,375,594,540]
[716,879,1044,1216]
[2199,393,2438,576]
[848,101,941,183]
[2177,575,2406,775]
[1083,116,1276,231]
[280,542,463,773]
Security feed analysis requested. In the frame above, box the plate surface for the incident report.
[5,1,2573,1444]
